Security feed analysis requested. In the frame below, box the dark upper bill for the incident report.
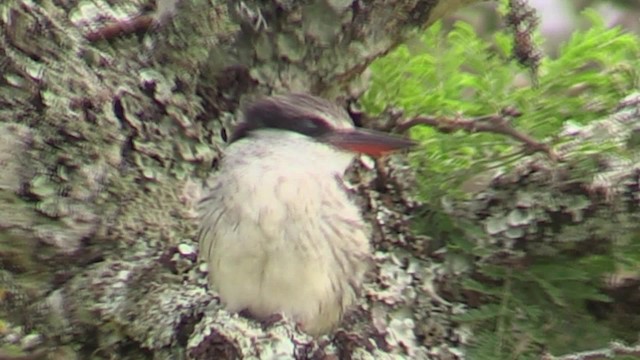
[321,128,417,157]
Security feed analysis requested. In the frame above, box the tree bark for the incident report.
[0,0,478,359]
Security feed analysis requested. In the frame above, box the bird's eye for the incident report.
[293,117,330,137]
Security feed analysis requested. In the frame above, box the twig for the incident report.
[541,342,640,360]
[85,15,155,42]
[395,107,558,160]
[83,0,181,42]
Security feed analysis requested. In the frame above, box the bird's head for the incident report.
[229,93,416,157]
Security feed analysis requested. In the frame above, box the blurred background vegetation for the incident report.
[456,0,640,51]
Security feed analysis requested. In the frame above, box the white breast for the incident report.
[198,130,372,335]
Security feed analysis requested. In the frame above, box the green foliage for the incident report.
[362,9,640,360]
[456,255,617,358]
[362,10,639,201]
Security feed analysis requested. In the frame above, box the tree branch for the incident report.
[395,107,558,160]
[542,342,640,360]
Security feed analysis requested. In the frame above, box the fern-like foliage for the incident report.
[362,10,639,201]
[362,9,640,360]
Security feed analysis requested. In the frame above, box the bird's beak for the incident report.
[321,128,417,157]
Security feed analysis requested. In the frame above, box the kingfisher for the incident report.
[198,93,415,335]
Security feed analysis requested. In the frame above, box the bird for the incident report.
[197,93,416,336]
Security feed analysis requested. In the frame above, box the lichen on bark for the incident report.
[0,0,482,358]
